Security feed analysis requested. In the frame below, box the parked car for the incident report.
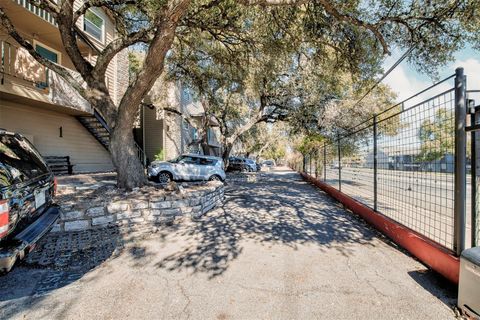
[262,160,276,168]
[227,157,257,172]
[244,159,259,172]
[227,157,248,172]
[148,154,226,183]
[0,130,61,273]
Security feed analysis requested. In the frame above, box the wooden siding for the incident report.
[143,106,164,163]
[0,101,113,172]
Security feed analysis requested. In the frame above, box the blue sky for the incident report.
[382,45,480,104]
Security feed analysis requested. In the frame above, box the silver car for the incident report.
[147,154,226,183]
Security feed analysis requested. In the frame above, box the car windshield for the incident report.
[0,134,50,187]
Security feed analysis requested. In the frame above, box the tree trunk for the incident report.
[222,143,233,166]
[110,116,146,190]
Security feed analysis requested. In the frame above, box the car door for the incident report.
[177,156,200,180]
[198,158,215,180]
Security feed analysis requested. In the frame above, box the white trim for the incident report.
[32,40,62,64]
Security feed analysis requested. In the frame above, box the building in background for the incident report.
[0,0,129,172]
[134,79,222,164]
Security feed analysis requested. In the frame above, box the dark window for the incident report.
[35,44,58,89]
[199,158,215,166]
[178,156,198,164]
[35,44,58,63]
[0,134,50,187]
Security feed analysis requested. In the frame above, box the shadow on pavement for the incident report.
[408,269,457,308]
[0,222,170,319]
[0,169,457,318]
[155,170,378,278]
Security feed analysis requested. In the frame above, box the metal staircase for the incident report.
[77,110,110,150]
[76,110,147,166]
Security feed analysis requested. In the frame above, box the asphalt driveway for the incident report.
[0,168,456,319]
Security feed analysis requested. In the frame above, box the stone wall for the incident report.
[52,182,225,233]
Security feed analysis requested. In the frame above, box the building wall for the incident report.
[143,106,164,163]
[0,101,113,172]
[164,112,183,160]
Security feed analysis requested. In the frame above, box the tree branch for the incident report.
[238,0,311,6]
[317,0,391,55]
[56,1,95,82]
[116,0,191,128]
[73,0,136,23]
[93,28,154,79]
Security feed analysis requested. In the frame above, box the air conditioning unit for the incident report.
[458,247,480,319]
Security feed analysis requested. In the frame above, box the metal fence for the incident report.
[299,68,480,254]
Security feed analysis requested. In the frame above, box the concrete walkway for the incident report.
[0,168,456,319]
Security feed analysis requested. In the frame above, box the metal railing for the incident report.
[1,39,92,113]
[0,40,49,87]
[14,0,57,25]
[298,68,479,254]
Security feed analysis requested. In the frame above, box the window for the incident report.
[177,156,198,165]
[83,9,104,42]
[199,158,216,166]
[35,44,58,63]
[34,42,60,88]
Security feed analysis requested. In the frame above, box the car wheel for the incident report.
[209,175,221,181]
[157,171,172,183]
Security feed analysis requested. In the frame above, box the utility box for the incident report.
[458,247,480,319]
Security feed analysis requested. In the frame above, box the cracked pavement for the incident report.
[0,168,456,319]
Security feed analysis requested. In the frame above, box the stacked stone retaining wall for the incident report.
[52,182,225,233]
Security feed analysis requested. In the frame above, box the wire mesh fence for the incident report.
[300,75,464,251]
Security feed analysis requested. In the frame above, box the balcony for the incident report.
[0,40,92,115]
[13,0,57,26]
[4,0,92,54]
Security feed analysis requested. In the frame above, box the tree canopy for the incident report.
[1,0,478,188]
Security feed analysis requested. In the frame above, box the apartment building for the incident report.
[134,79,223,164]
[0,0,129,172]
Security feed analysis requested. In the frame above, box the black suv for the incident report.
[0,130,61,273]
[227,157,249,172]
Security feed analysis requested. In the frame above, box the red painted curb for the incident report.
[300,172,460,284]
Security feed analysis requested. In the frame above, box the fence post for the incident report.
[470,98,479,248]
[454,67,467,255]
[373,116,378,211]
[323,143,326,181]
[309,151,313,176]
[338,140,341,191]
